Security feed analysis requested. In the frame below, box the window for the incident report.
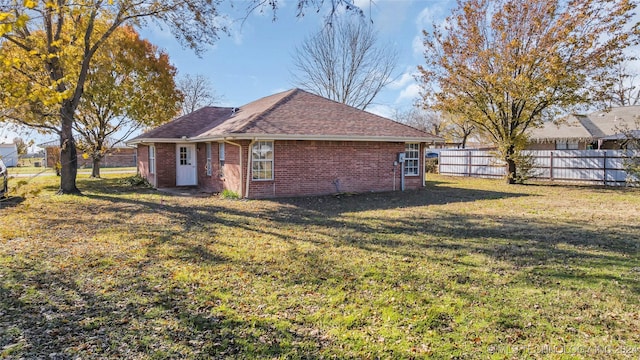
[252,141,273,180]
[179,146,189,165]
[404,143,419,176]
[219,142,225,177]
[205,143,212,176]
[149,145,156,174]
[556,140,579,150]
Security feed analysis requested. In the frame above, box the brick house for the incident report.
[39,140,136,168]
[128,89,442,199]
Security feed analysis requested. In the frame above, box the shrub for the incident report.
[615,121,640,185]
[119,175,151,188]
[221,189,240,199]
[511,150,539,184]
[425,158,439,173]
[623,151,640,185]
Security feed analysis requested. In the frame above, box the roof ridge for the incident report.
[142,107,204,132]
[235,88,299,133]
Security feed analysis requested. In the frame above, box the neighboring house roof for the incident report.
[600,129,640,141]
[129,89,443,144]
[529,106,640,143]
[37,140,58,148]
[0,142,17,151]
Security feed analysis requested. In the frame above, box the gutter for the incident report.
[216,134,443,143]
[423,142,426,188]
[126,138,181,145]
[129,134,445,146]
[224,139,243,196]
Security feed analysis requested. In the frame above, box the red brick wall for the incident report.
[221,141,247,196]
[247,140,424,199]
[45,147,58,168]
[154,143,176,188]
[88,148,136,167]
[137,140,426,198]
[136,145,155,187]
[196,142,225,193]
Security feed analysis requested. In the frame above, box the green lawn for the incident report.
[0,175,638,359]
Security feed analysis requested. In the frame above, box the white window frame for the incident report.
[251,140,274,181]
[404,143,420,176]
[149,145,156,174]
[205,143,212,176]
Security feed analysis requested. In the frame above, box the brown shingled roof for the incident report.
[130,89,442,143]
[134,106,234,139]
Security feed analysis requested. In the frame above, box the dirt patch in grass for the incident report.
[1,175,639,359]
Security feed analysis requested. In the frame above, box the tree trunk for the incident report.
[505,145,517,184]
[91,158,101,178]
[57,105,81,195]
[506,158,517,184]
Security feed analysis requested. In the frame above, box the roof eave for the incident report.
[198,133,444,143]
[529,136,596,143]
[126,138,188,145]
[128,134,444,145]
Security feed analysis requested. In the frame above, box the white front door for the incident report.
[176,144,197,186]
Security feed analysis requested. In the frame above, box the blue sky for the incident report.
[3,0,454,146]
[141,0,454,117]
[3,0,639,148]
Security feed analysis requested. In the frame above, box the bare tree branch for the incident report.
[177,74,220,115]
[291,17,397,110]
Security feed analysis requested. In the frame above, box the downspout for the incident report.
[245,139,256,199]
[401,157,405,191]
[224,140,243,196]
[422,143,426,187]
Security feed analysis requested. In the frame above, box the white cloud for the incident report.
[215,15,245,45]
[365,104,395,119]
[412,34,425,58]
[416,5,442,30]
[353,0,371,11]
[388,69,415,90]
[396,83,421,104]
[412,3,448,57]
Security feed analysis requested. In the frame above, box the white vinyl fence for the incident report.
[439,149,638,186]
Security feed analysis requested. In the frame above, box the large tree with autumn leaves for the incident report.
[0,0,228,194]
[74,25,182,178]
[0,0,362,194]
[418,0,639,183]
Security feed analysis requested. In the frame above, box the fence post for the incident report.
[603,150,607,186]
[467,151,472,177]
[550,151,554,181]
